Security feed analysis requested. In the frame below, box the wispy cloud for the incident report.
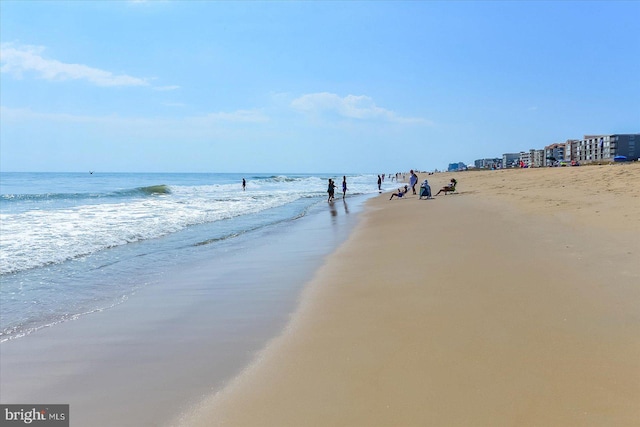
[0,43,149,87]
[291,92,429,124]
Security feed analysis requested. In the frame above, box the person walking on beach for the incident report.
[409,170,418,195]
[242,178,246,191]
[378,175,382,192]
[342,176,348,199]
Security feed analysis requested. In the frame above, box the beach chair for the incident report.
[442,184,456,195]
[436,179,457,196]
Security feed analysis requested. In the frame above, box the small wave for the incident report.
[0,294,131,343]
[1,192,102,202]
[136,184,171,195]
[193,209,308,247]
[1,184,171,203]
[194,231,244,246]
[252,175,302,183]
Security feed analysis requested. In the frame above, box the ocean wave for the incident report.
[0,172,392,344]
[1,184,171,203]
[251,175,305,183]
[133,184,171,195]
[1,173,389,275]
[0,189,306,275]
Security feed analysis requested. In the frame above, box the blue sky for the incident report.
[1,1,638,173]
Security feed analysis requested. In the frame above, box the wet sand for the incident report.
[0,196,366,427]
[179,164,640,426]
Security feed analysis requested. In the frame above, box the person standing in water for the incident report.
[327,179,336,202]
[342,176,348,199]
[242,178,246,191]
[377,175,382,192]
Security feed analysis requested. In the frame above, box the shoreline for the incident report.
[0,195,371,427]
[178,164,640,426]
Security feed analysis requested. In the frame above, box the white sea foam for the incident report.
[0,173,392,275]
[0,172,399,341]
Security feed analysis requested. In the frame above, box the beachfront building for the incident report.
[474,158,502,169]
[519,149,545,168]
[564,139,580,163]
[502,153,520,168]
[518,151,532,167]
[471,134,638,170]
[571,134,640,163]
[532,149,545,167]
[544,143,567,166]
[448,162,467,172]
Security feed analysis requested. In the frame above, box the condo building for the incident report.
[474,158,502,169]
[544,143,567,165]
[472,133,638,170]
[502,153,520,168]
[532,149,546,167]
[568,134,639,163]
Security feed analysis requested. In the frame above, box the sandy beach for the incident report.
[178,164,640,426]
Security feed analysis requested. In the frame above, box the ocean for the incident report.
[0,172,395,342]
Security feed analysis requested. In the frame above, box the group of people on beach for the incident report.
[242,173,455,204]
[242,176,349,202]
[389,170,457,200]
[327,177,348,202]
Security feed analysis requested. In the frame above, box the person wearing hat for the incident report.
[419,179,432,199]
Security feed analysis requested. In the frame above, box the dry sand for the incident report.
[177,164,640,427]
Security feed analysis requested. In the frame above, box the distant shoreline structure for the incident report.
[449,133,639,172]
